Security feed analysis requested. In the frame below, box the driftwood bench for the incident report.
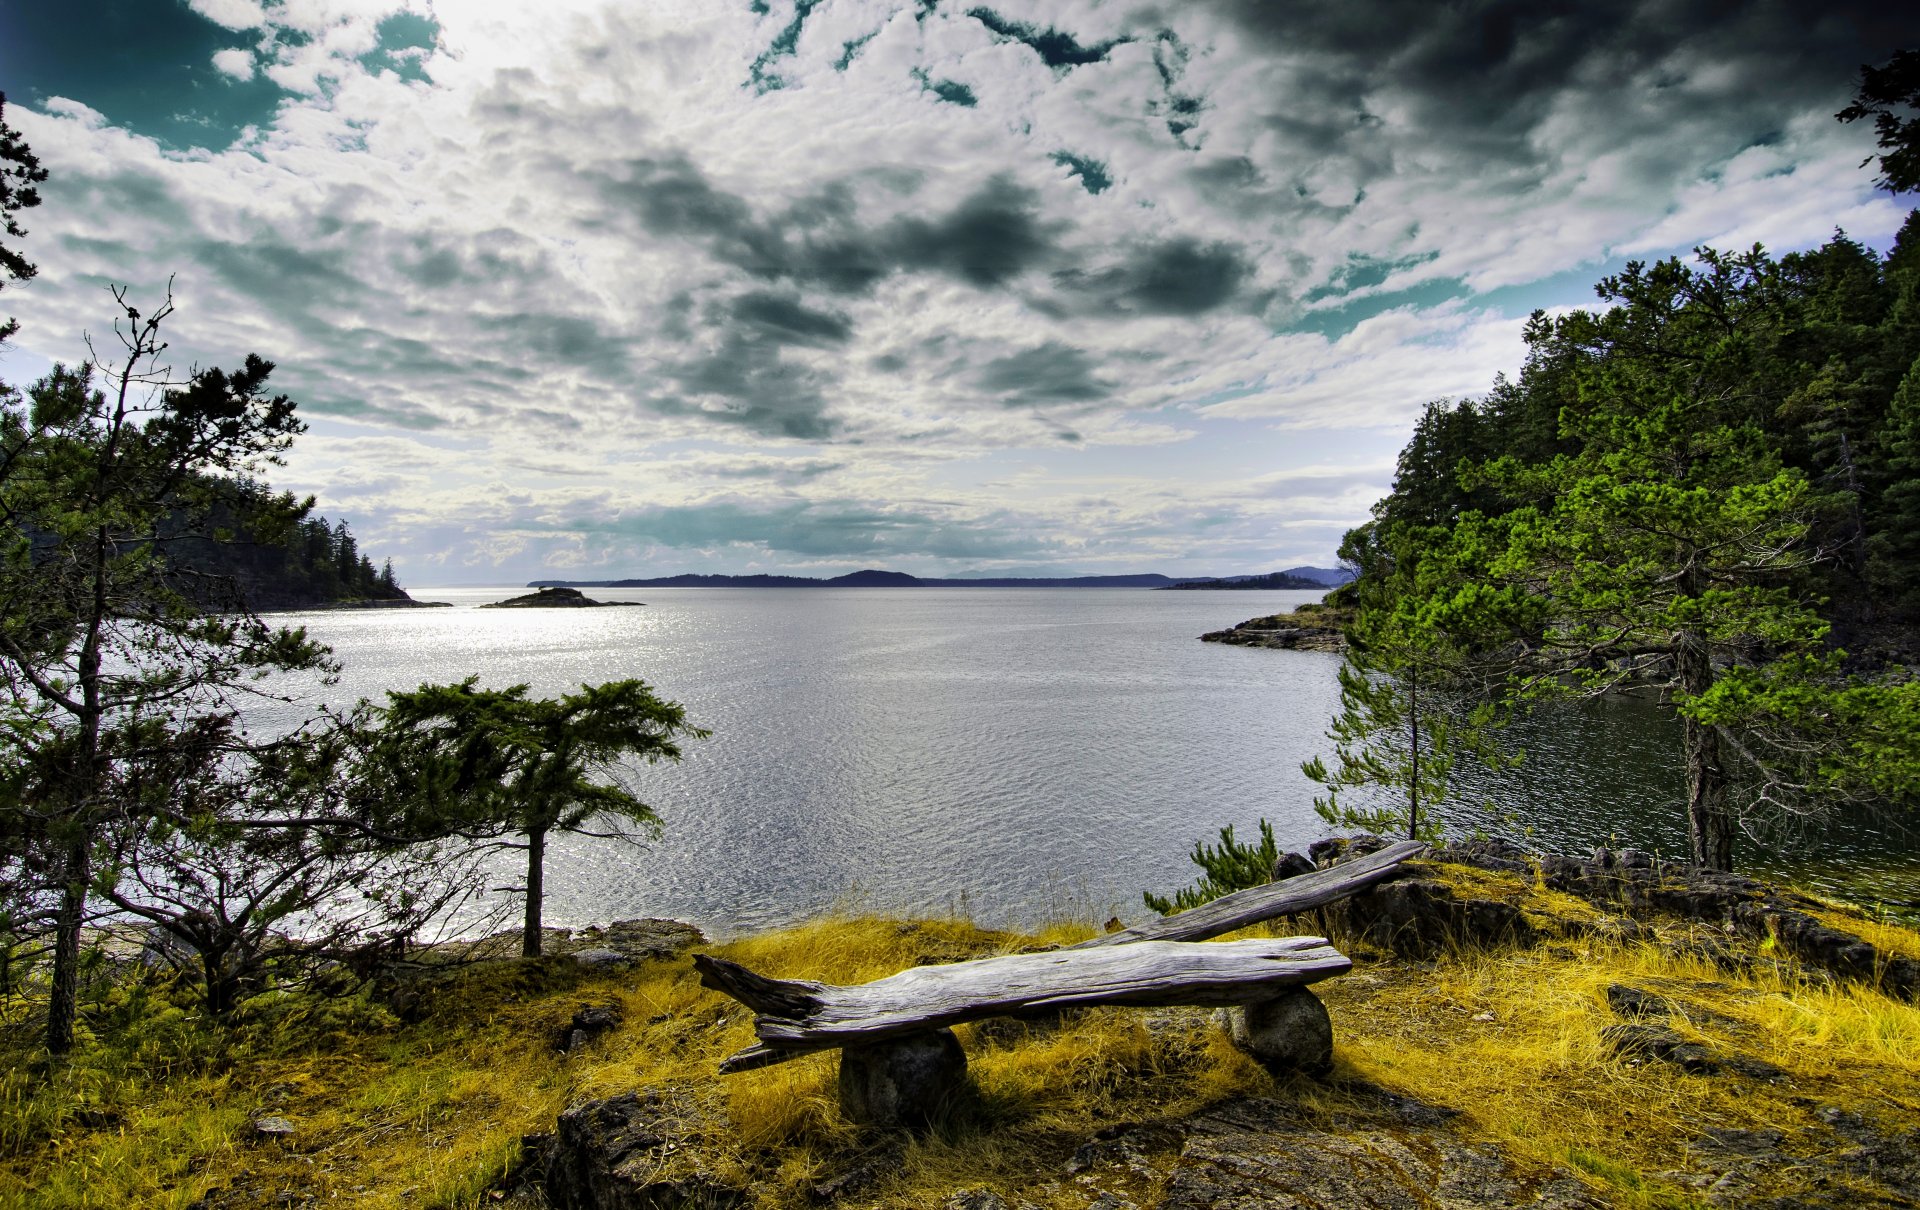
[695,839,1425,1126]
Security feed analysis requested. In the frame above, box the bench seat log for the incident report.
[696,935,1350,1074]
[1072,838,1426,949]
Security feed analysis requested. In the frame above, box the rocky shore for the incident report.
[1199,607,1347,651]
[496,839,1919,1210]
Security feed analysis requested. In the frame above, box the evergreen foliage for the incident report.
[0,92,46,346]
[1316,215,1920,869]
[0,292,337,1052]
[375,678,709,957]
[1142,819,1279,915]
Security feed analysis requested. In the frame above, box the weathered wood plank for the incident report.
[698,935,1349,1072]
[1073,839,1427,949]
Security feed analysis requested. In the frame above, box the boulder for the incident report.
[1329,877,1533,958]
[598,918,707,959]
[250,1116,296,1140]
[1601,1024,1722,1074]
[540,1091,743,1209]
[560,1002,624,1053]
[838,1029,968,1129]
[1424,837,1918,1002]
[1603,984,1676,1021]
[1310,834,1392,868]
[1270,851,1317,881]
[1228,987,1333,1076]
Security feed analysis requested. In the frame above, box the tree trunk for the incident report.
[1407,665,1421,841]
[1684,714,1733,871]
[1676,628,1734,871]
[45,839,88,1055]
[522,826,547,958]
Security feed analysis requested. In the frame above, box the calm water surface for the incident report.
[253,587,1920,934]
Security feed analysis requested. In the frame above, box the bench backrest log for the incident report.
[1072,839,1426,948]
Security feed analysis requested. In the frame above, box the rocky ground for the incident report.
[499,840,1920,1210]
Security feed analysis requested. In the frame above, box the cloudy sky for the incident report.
[2,1,1914,583]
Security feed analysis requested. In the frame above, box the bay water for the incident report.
[253,586,1919,936]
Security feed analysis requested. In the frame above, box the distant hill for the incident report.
[528,566,1352,590]
[530,569,1186,589]
[1160,566,1355,591]
[1277,565,1355,587]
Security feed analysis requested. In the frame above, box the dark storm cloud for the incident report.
[656,332,841,441]
[597,158,1058,295]
[885,179,1054,287]
[1051,238,1255,316]
[1203,0,1914,167]
[975,342,1111,405]
[554,500,1053,561]
[728,292,853,346]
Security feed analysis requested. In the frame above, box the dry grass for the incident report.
[1325,934,1920,1208]
[4,898,1918,1209]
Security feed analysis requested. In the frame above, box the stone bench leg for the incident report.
[1229,986,1333,1076]
[838,1028,967,1128]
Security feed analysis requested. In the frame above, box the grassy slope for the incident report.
[3,876,1917,1209]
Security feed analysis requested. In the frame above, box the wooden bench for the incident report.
[695,839,1425,1126]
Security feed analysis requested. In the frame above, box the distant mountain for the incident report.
[529,569,1191,589]
[1278,565,1355,587]
[1160,572,1322,591]
[526,566,1353,590]
[1160,566,1355,591]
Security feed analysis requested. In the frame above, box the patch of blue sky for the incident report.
[0,0,290,151]
[911,69,977,107]
[1050,152,1111,195]
[1287,278,1469,341]
[748,0,827,93]
[358,12,440,84]
[834,33,877,71]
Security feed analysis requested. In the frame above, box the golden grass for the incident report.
[4,900,1918,1209]
[1326,935,1920,1208]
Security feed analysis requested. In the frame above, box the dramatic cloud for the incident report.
[1,0,1910,581]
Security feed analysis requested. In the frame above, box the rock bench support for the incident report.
[695,936,1353,1127]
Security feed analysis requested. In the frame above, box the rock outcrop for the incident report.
[1453,840,1918,1001]
[1199,614,1345,651]
[537,1091,743,1209]
[480,587,643,608]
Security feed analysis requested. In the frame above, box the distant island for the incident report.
[480,587,643,609]
[527,566,1353,590]
[1159,570,1332,590]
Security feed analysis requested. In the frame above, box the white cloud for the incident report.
[210,48,256,81]
[4,0,1902,580]
[187,0,268,31]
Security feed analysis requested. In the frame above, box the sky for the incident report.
[1,1,1916,584]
